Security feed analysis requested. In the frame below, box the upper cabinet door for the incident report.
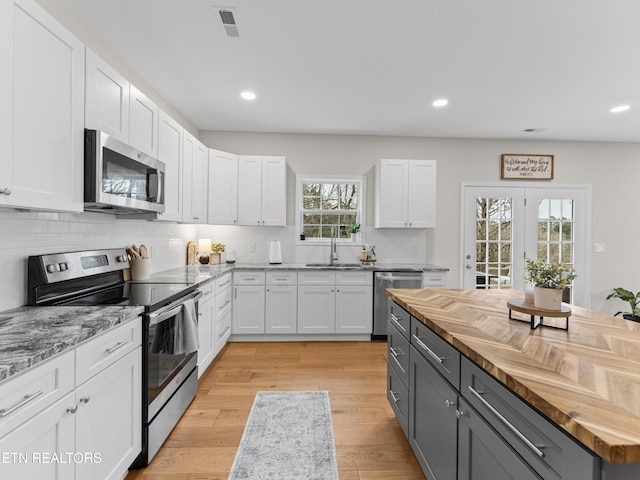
[208,149,238,225]
[261,156,287,226]
[129,85,159,157]
[407,160,436,228]
[181,131,206,224]
[156,110,182,222]
[182,131,196,222]
[237,155,264,226]
[85,48,129,142]
[375,159,409,228]
[0,0,85,212]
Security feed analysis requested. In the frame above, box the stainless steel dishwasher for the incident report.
[373,271,423,339]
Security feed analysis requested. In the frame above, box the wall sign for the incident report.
[500,154,554,180]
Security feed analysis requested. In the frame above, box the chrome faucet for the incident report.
[329,226,339,265]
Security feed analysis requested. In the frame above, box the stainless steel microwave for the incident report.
[84,129,165,214]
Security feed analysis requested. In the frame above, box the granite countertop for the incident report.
[386,287,640,464]
[144,262,449,287]
[0,305,143,384]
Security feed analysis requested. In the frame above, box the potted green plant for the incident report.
[347,223,360,241]
[524,258,577,310]
[605,288,640,322]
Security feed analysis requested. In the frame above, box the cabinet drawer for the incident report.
[215,273,232,292]
[422,271,447,287]
[298,271,336,285]
[461,358,597,480]
[387,321,409,388]
[266,271,297,285]
[214,310,231,352]
[0,350,74,439]
[410,317,460,389]
[389,300,411,341]
[233,271,265,285]
[199,281,215,305]
[215,287,232,318]
[76,320,142,386]
[387,361,409,438]
[335,271,372,285]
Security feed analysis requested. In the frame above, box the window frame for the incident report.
[295,174,366,244]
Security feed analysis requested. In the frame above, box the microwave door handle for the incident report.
[147,170,159,202]
[157,171,164,205]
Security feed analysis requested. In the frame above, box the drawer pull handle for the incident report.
[106,340,128,354]
[220,279,230,287]
[390,348,406,373]
[389,390,400,404]
[218,325,230,338]
[0,390,44,417]
[467,386,545,458]
[218,299,231,310]
[412,334,444,365]
[390,313,407,332]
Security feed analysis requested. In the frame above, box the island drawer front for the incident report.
[233,271,266,285]
[216,287,232,317]
[460,358,597,480]
[266,271,297,285]
[387,361,409,438]
[389,301,411,341]
[410,318,460,389]
[387,321,410,388]
[215,273,232,292]
[0,350,74,439]
[76,320,142,387]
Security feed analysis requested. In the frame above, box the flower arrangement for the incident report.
[524,258,577,290]
[211,243,225,254]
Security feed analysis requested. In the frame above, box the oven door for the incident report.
[146,289,202,421]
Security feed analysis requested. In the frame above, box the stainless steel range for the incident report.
[27,248,201,467]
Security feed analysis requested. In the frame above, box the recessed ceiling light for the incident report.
[241,91,256,100]
[432,99,448,107]
[610,105,630,113]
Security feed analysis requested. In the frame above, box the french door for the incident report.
[462,184,591,307]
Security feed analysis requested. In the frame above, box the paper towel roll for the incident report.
[269,240,282,264]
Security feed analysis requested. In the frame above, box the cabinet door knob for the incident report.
[79,396,91,404]
[0,188,11,195]
[67,405,78,414]
[445,399,455,408]
[455,409,465,419]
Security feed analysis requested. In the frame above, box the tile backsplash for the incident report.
[1,209,429,311]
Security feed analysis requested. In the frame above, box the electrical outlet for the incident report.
[249,243,256,253]
[594,243,606,253]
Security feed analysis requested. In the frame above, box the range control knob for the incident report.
[59,262,68,271]
[46,264,56,273]
[116,255,126,263]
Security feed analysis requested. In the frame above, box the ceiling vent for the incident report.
[218,9,239,38]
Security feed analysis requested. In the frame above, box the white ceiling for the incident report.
[55,0,640,142]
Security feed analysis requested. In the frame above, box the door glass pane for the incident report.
[537,198,575,302]
[474,197,513,289]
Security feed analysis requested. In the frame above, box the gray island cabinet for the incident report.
[386,289,640,480]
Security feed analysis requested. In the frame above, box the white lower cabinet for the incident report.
[75,348,141,480]
[297,286,336,334]
[213,274,232,356]
[0,320,142,480]
[232,272,266,334]
[335,286,373,333]
[265,272,297,334]
[197,282,215,378]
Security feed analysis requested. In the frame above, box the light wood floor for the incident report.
[126,341,425,479]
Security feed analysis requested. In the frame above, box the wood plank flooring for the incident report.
[126,341,425,479]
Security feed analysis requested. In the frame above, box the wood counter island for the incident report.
[386,288,640,480]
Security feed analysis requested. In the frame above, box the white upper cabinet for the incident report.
[0,0,85,212]
[182,131,207,223]
[237,155,287,226]
[208,149,239,225]
[85,48,129,142]
[156,110,182,222]
[85,49,159,157]
[129,85,159,157]
[375,159,436,228]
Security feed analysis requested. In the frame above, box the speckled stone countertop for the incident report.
[142,262,449,287]
[0,305,143,384]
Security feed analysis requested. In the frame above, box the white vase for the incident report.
[534,287,562,310]
[351,233,358,241]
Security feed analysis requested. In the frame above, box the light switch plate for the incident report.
[594,243,606,253]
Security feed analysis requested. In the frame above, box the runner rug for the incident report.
[228,390,339,480]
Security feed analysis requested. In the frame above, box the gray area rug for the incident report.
[228,390,339,480]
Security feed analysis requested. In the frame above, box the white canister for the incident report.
[269,241,282,264]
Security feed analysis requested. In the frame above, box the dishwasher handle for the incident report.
[376,272,423,283]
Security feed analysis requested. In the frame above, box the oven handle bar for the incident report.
[148,290,203,326]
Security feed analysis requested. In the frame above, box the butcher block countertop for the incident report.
[386,288,640,464]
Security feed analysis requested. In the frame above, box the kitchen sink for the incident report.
[305,263,362,269]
